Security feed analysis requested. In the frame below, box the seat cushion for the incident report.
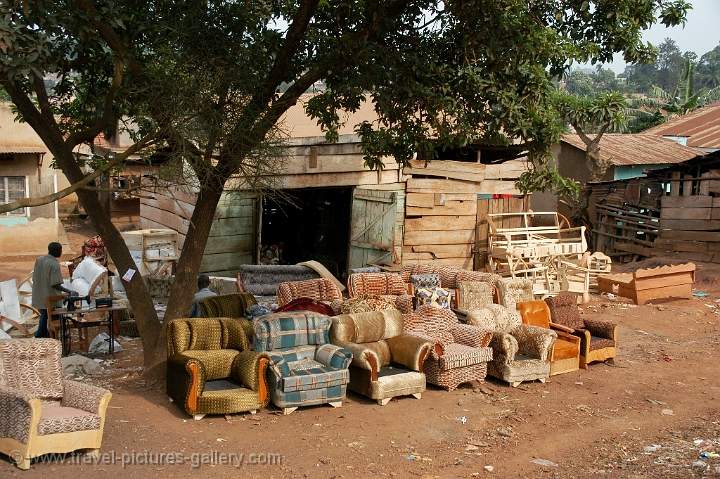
[552,338,580,360]
[372,367,425,398]
[281,358,350,392]
[197,379,262,414]
[438,343,493,369]
[183,349,239,380]
[38,403,101,435]
[589,337,615,350]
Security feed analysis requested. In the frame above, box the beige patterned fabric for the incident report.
[340,296,396,314]
[38,403,101,435]
[277,278,342,307]
[0,338,63,399]
[457,281,496,310]
[400,264,442,283]
[0,385,34,443]
[62,380,107,413]
[498,278,534,310]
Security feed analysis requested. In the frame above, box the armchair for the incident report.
[404,305,493,390]
[166,317,269,419]
[197,293,257,340]
[276,278,343,314]
[466,304,556,387]
[545,293,618,368]
[254,312,352,415]
[517,300,581,375]
[331,309,433,404]
[497,278,535,310]
[347,273,413,313]
[0,339,112,470]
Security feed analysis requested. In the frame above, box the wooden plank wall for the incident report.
[656,195,720,262]
[349,185,405,269]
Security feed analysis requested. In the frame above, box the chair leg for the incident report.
[411,393,422,399]
[282,407,298,415]
[193,414,205,420]
[377,398,391,406]
[605,357,615,366]
[538,378,546,384]
[15,456,31,470]
[328,401,342,408]
[249,410,257,415]
[510,381,521,388]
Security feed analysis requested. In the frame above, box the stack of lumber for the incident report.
[655,196,720,262]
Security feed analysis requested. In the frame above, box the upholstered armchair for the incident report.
[517,300,581,376]
[330,309,433,405]
[497,278,535,310]
[545,294,618,368]
[254,312,352,415]
[347,273,413,313]
[0,339,112,470]
[198,293,257,340]
[454,281,497,320]
[466,304,556,387]
[166,318,269,420]
[403,305,493,390]
[277,278,343,314]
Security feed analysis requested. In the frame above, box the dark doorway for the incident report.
[260,187,352,280]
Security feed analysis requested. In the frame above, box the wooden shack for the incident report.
[139,134,530,278]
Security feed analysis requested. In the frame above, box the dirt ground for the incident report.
[2,222,720,478]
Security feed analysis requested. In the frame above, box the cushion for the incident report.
[517,300,551,329]
[552,338,580,360]
[38,403,101,435]
[348,273,406,296]
[182,349,239,380]
[282,359,350,392]
[276,278,341,306]
[71,257,106,292]
[410,274,441,290]
[589,337,615,350]
[0,338,64,399]
[188,319,223,351]
[438,343,493,369]
[340,296,396,314]
[415,287,451,309]
[545,294,583,330]
[457,281,495,310]
[254,312,331,352]
[400,264,441,283]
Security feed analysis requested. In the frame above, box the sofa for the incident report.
[276,278,343,314]
[331,309,433,405]
[197,293,257,340]
[466,304,555,387]
[254,311,352,414]
[0,339,112,469]
[237,264,320,305]
[517,300,581,376]
[545,293,618,368]
[404,305,493,390]
[166,318,269,419]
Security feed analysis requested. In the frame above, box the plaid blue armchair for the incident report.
[254,311,352,415]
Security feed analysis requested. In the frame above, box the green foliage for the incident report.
[565,67,625,96]
[516,167,581,202]
[553,91,628,134]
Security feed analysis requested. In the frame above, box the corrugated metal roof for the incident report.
[0,145,46,154]
[561,133,701,166]
[644,103,720,149]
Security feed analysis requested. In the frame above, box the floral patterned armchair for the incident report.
[0,339,112,469]
[166,318,269,419]
[404,305,493,390]
[254,311,352,415]
[545,293,618,368]
[347,273,413,313]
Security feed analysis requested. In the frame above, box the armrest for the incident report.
[555,329,581,344]
[488,331,519,364]
[232,350,263,390]
[263,352,291,378]
[62,379,112,414]
[550,322,575,334]
[166,354,207,414]
[0,385,40,444]
[583,319,617,340]
[450,323,493,348]
[315,344,353,370]
[19,303,40,319]
[332,341,380,373]
[512,325,556,361]
[386,334,434,371]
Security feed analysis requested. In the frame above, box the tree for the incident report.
[696,43,720,90]
[0,0,691,376]
[655,38,685,92]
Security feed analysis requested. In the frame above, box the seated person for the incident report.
[190,274,217,317]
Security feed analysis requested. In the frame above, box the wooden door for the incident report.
[349,187,403,269]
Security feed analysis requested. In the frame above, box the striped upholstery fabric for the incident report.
[254,312,352,409]
[276,278,342,307]
[403,305,493,390]
[347,273,413,314]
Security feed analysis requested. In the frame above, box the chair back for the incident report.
[498,278,534,309]
[517,300,551,328]
[331,310,403,344]
[276,278,342,307]
[402,304,456,344]
[466,304,522,333]
[253,311,331,353]
[0,279,21,322]
[456,281,495,310]
[544,293,583,329]
[0,338,64,399]
[347,273,405,297]
[167,317,249,356]
[198,293,257,318]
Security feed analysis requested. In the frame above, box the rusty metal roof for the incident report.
[561,133,702,166]
[644,103,720,149]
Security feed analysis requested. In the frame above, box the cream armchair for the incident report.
[0,339,112,469]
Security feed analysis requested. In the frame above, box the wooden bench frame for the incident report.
[597,263,695,305]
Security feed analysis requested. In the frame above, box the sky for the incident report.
[591,0,720,74]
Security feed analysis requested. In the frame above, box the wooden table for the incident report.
[50,301,127,356]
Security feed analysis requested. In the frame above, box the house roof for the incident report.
[644,103,720,149]
[561,133,702,166]
[0,103,47,154]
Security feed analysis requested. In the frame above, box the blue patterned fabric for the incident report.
[254,312,352,408]
[415,287,451,309]
[410,274,441,290]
